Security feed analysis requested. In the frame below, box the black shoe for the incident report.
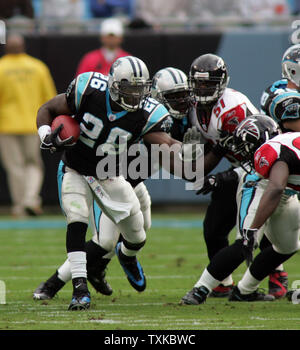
[115,242,146,292]
[88,269,113,296]
[181,286,210,305]
[33,271,65,300]
[68,278,91,311]
[25,206,43,216]
[229,286,275,302]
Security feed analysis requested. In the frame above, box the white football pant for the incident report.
[236,171,300,255]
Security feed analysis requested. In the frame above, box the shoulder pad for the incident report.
[142,99,170,135]
[254,142,279,178]
[74,72,93,110]
[270,79,288,93]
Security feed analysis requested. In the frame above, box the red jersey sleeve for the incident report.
[254,143,279,178]
[220,104,248,134]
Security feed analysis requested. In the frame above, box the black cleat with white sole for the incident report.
[68,278,91,311]
[228,286,275,302]
[33,271,65,300]
[115,242,146,292]
[181,286,210,305]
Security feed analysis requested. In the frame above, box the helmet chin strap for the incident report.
[119,97,140,112]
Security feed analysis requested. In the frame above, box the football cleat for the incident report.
[228,286,275,302]
[68,278,91,311]
[181,286,210,305]
[88,269,113,296]
[210,283,234,298]
[268,270,288,298]
[33,271,65,300]
[115,242,146,292]
[33,282,58,300]
[68,293,91,311]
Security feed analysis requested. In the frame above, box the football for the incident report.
[51,115,81,144]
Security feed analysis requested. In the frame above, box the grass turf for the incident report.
[0,213,299,331]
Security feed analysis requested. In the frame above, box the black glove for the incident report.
[41,124,74,153]
[196,169,238,195]
[241,228,258,267]
[196,174,219,195]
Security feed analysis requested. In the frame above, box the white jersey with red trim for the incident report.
[196,88,258,143]
[191,88,258,165]
[254,132,300,192]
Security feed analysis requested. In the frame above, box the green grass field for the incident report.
[0,213,300,331]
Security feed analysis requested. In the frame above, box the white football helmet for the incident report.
[282,44,300,88]
[151,67,191,119]
[108,56,151,112]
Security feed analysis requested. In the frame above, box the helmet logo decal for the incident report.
[238,119,260,140]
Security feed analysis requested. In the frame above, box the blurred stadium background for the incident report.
[0,0,299,213]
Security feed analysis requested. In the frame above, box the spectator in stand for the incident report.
[134,0,191,28]
[41,0,85,20]
[0,34,57,217]
[76,17,130,76]
[239,0,289,19]
[88,0,133,18]
[0,0,34,20]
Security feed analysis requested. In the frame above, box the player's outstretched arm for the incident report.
[250,161,289,230]
[143,131,182,176]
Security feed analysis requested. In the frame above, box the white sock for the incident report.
[221,274,233,286]
[67,251,87,279]
[194,268,220,292]
[57,259,72,283]
[238,268,261,294]
[121,242,138,257]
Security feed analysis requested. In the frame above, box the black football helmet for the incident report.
[232,114,281,167]
[189,54,229,104]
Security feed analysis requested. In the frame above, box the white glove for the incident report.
[180,126,203,161]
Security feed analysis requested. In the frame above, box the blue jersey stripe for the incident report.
[57,160,65,215]
[239,173,260,231]
[142,104,169,135]
[75,72,93,110]
[270,79,288,92]
[92,201,102,238]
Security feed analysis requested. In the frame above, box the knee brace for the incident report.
[117,210,146,245]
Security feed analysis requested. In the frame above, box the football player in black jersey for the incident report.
[261,44,300,133]
[33,66,192,302]
[36,57,196,310]
[36,56,193,310]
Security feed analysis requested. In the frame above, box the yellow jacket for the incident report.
[0,53,57,134]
